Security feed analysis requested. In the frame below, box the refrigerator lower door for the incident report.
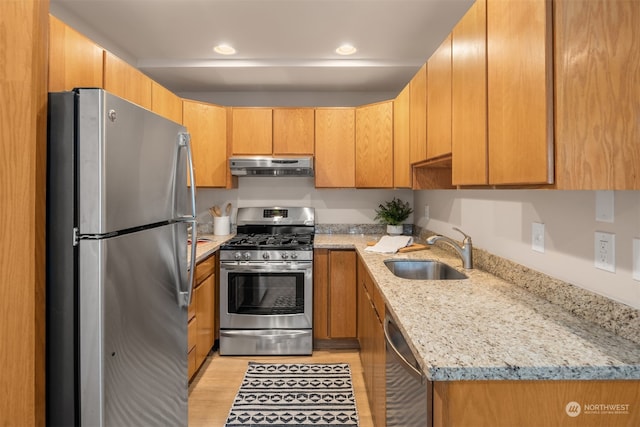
[79,222,188,426]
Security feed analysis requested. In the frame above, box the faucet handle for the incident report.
[452,227,472,243]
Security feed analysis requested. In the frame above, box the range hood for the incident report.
[229,156,314,177]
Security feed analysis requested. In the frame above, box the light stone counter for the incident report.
[315,234,640,381]
[189,233,235,264]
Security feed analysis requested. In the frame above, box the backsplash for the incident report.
[315,224,413,235]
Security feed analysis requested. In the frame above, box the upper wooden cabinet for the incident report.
[426,34,453,160]
[355,101,394,188]
[103,51,153,110]
[452,0,488,186]
[393,84,412,188]
[487,0,554,185]
[409,64,428,164]
[554,0,640,190]
[273,108,315,155]
[151,81,182,124]
[314,108,355,188]
[230,108,273,155]
[48,14,103,92]
[183,100,228,188]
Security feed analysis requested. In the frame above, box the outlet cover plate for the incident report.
[595,191,614,223]
[532,222,545,253]
[594,231,615,273]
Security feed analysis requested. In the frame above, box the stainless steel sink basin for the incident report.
[384,259,468,280]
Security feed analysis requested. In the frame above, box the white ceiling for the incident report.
[50,0,474,100]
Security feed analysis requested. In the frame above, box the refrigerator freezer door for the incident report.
[79,222,188,426]
[76,88,189,234]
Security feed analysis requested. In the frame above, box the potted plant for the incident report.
[374,197,413,235]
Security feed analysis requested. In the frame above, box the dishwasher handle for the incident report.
[384,315,425,384]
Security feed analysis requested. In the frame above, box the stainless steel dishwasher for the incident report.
[384,312,432,427]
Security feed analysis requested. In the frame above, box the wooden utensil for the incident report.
[209,206,221,217]
[225,203,232,217]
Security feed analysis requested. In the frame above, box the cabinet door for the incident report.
[231,108,272,155]
[393,84,412,188]
[372,314,386,427]
[328,250,357,338]
[427,34,453,160]
[409,64,428,164]
[187,317,197,379]
[355,101,394,188]
[183,100,228,187]
[49,14,103,92]
[452,0,488,186]
[194,274,215,369]
[273,108,314,155]
[487,0,554,185]
[315,108,355,188]
[313,249,357,340]
[151,81,182,124]
[313,249,330,340]
[103,51,152,110]
[554,0,640,190]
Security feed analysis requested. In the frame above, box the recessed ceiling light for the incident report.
[336,44,357,56]
[213,44,236,55]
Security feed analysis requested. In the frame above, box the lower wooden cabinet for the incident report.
[357,255,386,427]
[313,249,358,347]
[433,380,639,427]
[188,251,217,381]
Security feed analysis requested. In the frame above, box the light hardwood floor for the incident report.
[188,349,373,427]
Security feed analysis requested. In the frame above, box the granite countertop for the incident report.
[314,234,640,382]
[189,233,234,264]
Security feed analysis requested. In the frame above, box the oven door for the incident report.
[220,260,313,330]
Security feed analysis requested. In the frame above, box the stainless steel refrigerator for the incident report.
[46,88,197,426]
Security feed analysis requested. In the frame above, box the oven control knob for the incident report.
[291,252,298,260]
[234,252,242,260]
[262,252,270,260]
[281,252,289,259]
[243,252,251,260]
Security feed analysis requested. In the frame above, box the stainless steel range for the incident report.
[219,207,314,355]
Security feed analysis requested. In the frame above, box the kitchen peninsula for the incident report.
[315,233,640,426]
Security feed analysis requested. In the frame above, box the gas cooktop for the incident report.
[222,233,313,250]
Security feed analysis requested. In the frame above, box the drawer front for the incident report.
[195,254,216,285]
[188,317,197,352]
[188,347,197,380]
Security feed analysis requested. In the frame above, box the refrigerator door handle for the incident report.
[177,132,197,219]
[179,218,197,307]
[177,132,197,307]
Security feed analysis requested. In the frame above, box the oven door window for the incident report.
[227,272,304,315]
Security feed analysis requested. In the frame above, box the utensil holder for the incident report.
[213,216,230,235]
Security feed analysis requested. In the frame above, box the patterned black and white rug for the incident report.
[224,362,359,426]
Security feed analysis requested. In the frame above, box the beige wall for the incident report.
[414,190,640,309]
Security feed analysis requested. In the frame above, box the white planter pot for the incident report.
[386,224,403,235]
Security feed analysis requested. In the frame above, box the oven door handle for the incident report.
[220,262,312,272]
[220,330,310,341]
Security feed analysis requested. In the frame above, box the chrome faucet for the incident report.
[425,227,473,269]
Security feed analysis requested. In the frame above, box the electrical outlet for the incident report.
[633,238,640,281]
[594,231,615,273]
[424,205,430,220]
[531,222,545,253]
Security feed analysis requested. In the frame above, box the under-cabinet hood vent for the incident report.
[229,156,314,177]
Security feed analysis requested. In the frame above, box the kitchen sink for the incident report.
[384,259,468,280]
